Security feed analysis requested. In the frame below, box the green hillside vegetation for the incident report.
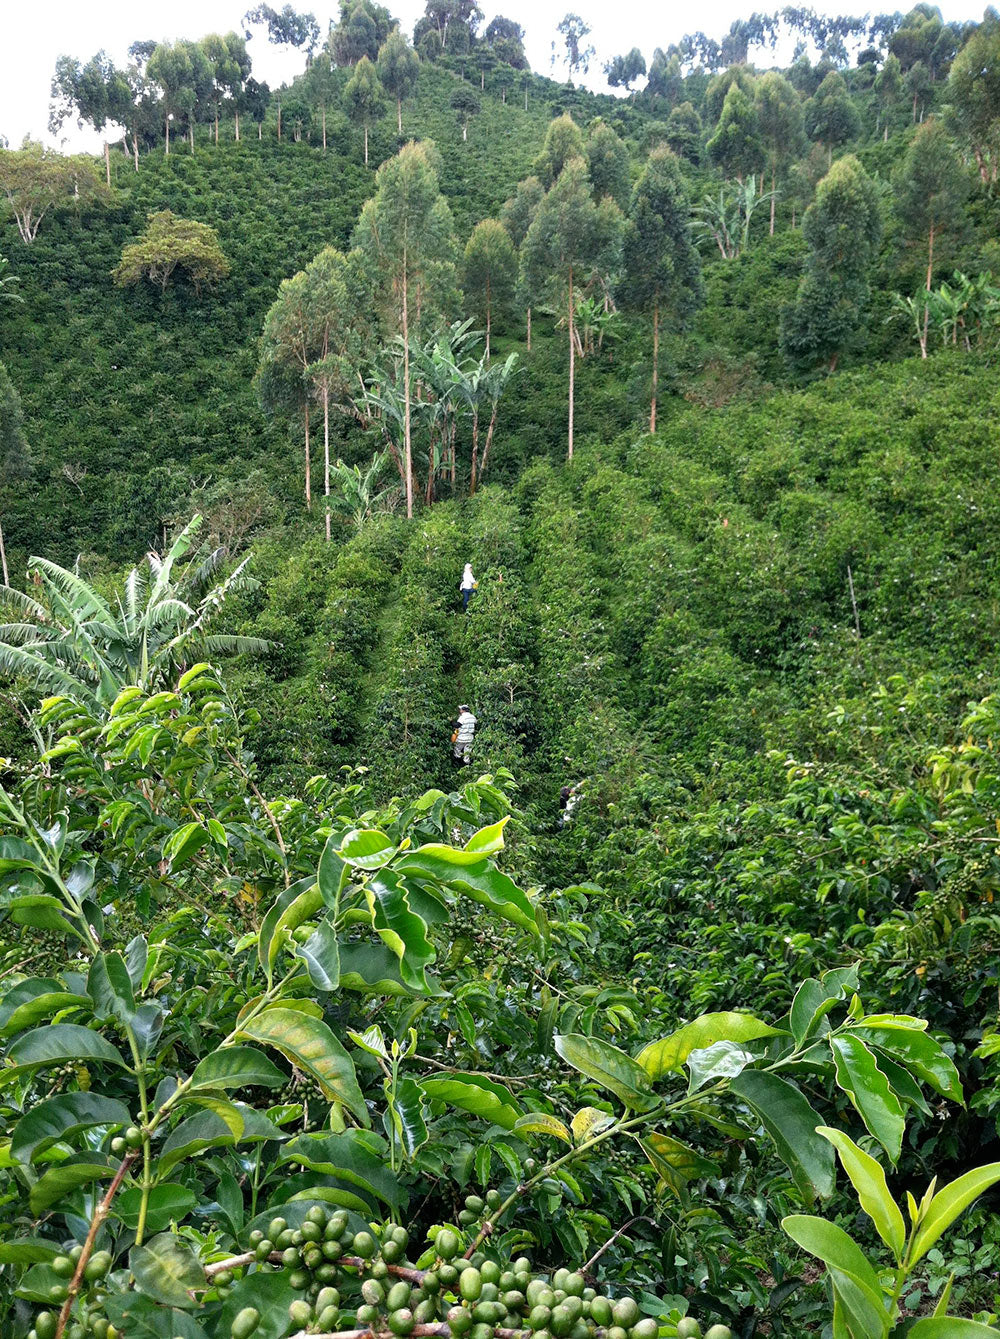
[4,3,1000,1336]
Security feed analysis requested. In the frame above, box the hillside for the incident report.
[5,10,1000,1336]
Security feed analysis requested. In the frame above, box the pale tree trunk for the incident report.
[470,410,479,495]
[364,124,369,165]
[649,299,659,434]
[567,266,575,461]
[131,132,139,170]
[104,141,111,188]
[0,514,7,587]
[450,423,457,487]
[462,121,468,142]
[304,402,312,510]
[922,222,935,355]
[524,85,528,110]
[397,96,402,133]
[321,105,326,151]
[235,111,240,141]
[402,262,413,518]
[165,114,170,156]
[883,122,889,143]
[323,383,331,541]
[480,407,499,481]
[769,166,776,235]
[277,103,282,141]
[526,306,531,351]
[485,277,491,359]
[258,121,262,141]
[215,112,219,144]
[189,122,195,151]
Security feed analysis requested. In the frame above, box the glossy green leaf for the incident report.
[687,1040,756,1092]
[781,1214,884,1304]
[830,1036,905,1162]
[116,1183,198,1232]
[130,1232,204,1308]
[318,834,348,913]
[280,1130,406,1209]
[339,941,438,996]
[296,919,341,992]
[641,1132,717,1191]
[87,951,137,1027]
[421,1072,521,1129]
[908,1319,1000,1337]
[513,1112,572,1144]
[268,884,324,972]
[855,1025,963,1104]
[189,1046,286,1092]
[218,1270,296,1339]
[636,1012,782,1079]
[0,1238,61,1265]
[555,1033,656,1110]
[8,895,75,933]
[829,1270,890,1339]
[257,876,315,980]
[368,870,435,991]
[105,1295,209,1339]
[731,1070,835,1201]
[0,979,89,1037]
[464,817,508,855]
[30,1155,115,1214]
[161,821,208,870]
[340,828,397,869]
[910,1162,1000,1264]
[11,1092,131,1165]
[238,1008,368,1124]
[159,1105,283,1175]
[388,1076,429,1159]
[817,1127,906,1262]
[6,1023,128,1073]
[396,849,538,934]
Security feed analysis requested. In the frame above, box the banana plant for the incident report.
[784,1127,1000,1338]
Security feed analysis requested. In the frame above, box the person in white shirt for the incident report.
[460,563,478,613]
[452,705,477,764]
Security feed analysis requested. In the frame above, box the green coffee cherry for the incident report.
[353,1230,377,1259]
[35,1315,58,1339]
[288,1300,313,1326]
[389,1308,416,1335]
[703,1328,732,1339]
[83,1251,112,1282]
[51,1256,74,1278]
[387,1281,412,1310]
[675,1321,702,1339]
[230,1308,262,1339]
[448,1306,473,1335]
[460,1267,484,1302]
[613,1299,640,1329]
[436,1229,461,1261]
[631,1320,658,1339]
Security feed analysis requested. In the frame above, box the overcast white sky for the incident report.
[1,0,991,152]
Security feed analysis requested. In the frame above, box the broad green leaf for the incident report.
[790,978,838,1046]
[555,1033,656,1110]
[855,1025,963,1104]
[0,979,89,1037]
[257,876,315,980]
[296,919,341,992]
[87,951,137,1027]
[818,1127,906,1262]
[0,1238,61,1264]
[285,1185,372,1213]
[829,1270,890,1339]
[571,1106,616,1142]
[339,828,397,870]
[368,870,435,991]
[731,1071,835,1201]
[396,850,538,935]
[30,1155,114,1214]
[830,1036,905,1163]
[421,1073,521,1129]
[349,1025,388,1058]
[464,817,508,855]
[280,1130,405,1209]
[189,1046,286,1093]
[267,884,324,972]
[161,821,208,870]
[105,1295,208,1339]
[908,1320,1000,1337]
[318,835,348,914]
[910,1162,1000,1264]
[687,1040,756,1092]
[116,1183,198,1232]
[130,1233,204,1308]
[513,1112,572,1144]
[641,1132,717,1191]
[238,1008,368,1124]
[158,1105,282,1175]
[8,895,76,933]
[340,941,439,996]
[6,1024,128,1073]
[17,1262,78,1304]
[388,1076,429,1159]
[218,1269,296,1339]
[781,1215,884,1305]
[636,1012,782,1079]
[475,1142,492,1187]
[11,1092,131,1165]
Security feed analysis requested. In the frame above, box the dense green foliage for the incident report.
[5,4,1000,1335]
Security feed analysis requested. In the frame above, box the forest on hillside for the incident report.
[3,1,1000,1336]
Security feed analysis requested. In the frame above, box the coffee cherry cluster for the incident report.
[26,1245,116,1339]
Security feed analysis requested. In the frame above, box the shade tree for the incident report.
[463,219,516,357]
[329,0,394,65]
[586,119,629,207]
[0,142,107,245]
[755,71,805,233]
[874,52,902,141]
[620,145,702,433]
[450,85,481,141]
[113,210,230,294]
[201,32,252,143]
[532,112,584,188]
[554,14,595,84]
[948,13,1000,181]
[520,154,623,459]
[805,70,861,164]
[707,82,763,183]
[243,3,320,55]
[501,175,544,347]
[377,28,420,133]
[344,55,387,163]
[605,48,646,94]
[147,39,214,153]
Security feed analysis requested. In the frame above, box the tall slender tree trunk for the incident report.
[567,266,575,461]
[524,85,528,110]
[462,121,467,142]
[131,131,139,170]
[470,411,480,495]
[165,114,170,156]
[485,278,491,359]
[104,141,111,188]
[922,223,936,356]
[883,122,889,143]
[215,112,219,143]
[323,383,331,541]
[450,423,457,487]
[481,408,498,480]
[190,122,195,151]
[402,264,413,519]
[650,299,659,434]
[397,96,402,133]
[526,306,531,351]
[277,103,282,141]
[322,104,327,151]
[304,402,312,510]
[235,111,240,141]
[769,166,776,235]
[364,124,369,165]
[258,121,262,140]
[0,514,7,587]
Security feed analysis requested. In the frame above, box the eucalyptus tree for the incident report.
[0,516,266,710]
[533,113,584,187]
[501,175,544,348]
[707,82,762,183]
[586,119,629,207]
[805,70,860,165]
[148,39,214,154]
[0,362,28,588]
[450,86,481,141]
[755,71,804,233]
[620,146,702,433]
[0,142,107,245]
[351,142,459,516]
[463,220,516,357]
[520,156,623,460]
[949,14,1000,180]
[376,28,419,133]
[344,55,386,164]
[875,53,902,142]
[49,51,137,183]
[201,32,252,142]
